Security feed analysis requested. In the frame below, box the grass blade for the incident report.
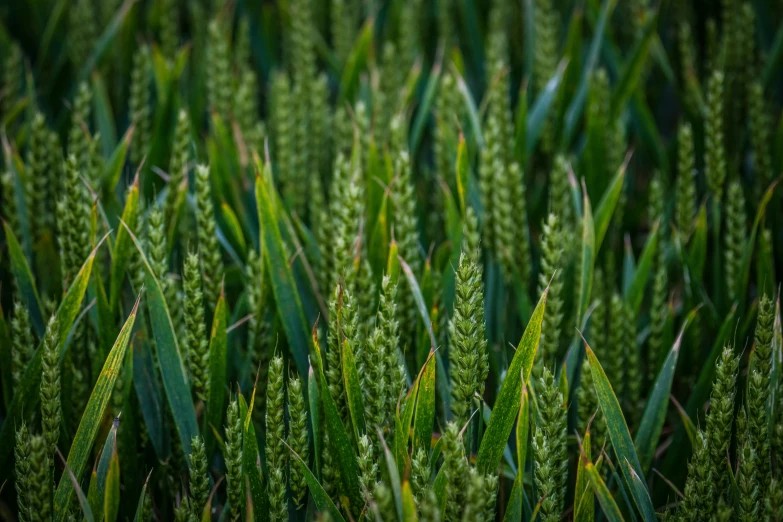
[515,383,530,473]
[61,454,96,522]
[410,58,442,157]
[342,337,366,439]
[476,287,547,475]
[109,178,139,313]
[413,352,436,455]
[0,247,96,476]
[287,440,346,522]
[75,0,136,85]
[123,221,199,455]
[585,342,654,520]
[635,308,697,472]
[402,481,418,522]
[338,19,374,103]
[132,338,166,458]
[584,458,624,522]
[575,431,594,522]
[53,297,139,522]
[577,183,596,326]
[103,427,121,522]
[311,327,364,515]
[736,181,778,314]
[624,459,656,522]
[255,167,311,380]
[101,126,134,199]
[609,8,659,119]
[205,292,228,457]
[132,472,153,522]
[563,0,616,146]
[526,60,568,158]
[3,220,45,335]
[625,221,660,314]
[593,162,627,254]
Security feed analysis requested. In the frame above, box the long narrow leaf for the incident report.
[0,247,96,476]
[477,287,547,474]
[3,221,45,335]
[625,221,660,314]
[53,297,139,522]
[635,309,697,471]
[123,221,198,454]
[585,343,654,520]
[584,459,624,522]
[255,169,311,379]
[205,293,228,457]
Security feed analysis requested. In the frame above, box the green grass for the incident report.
[1,0,783,520]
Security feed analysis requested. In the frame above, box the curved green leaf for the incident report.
[577,184,595,326]
[625,221,660,314]
[610,8,659,119]
[575,431,594,522]
[410,58,442,156]
[205,293,228,457]
[477,287,547,475]
[311,328,364,515]
[635,308,697,471]
[3,221,44,335]
[593,163,626,254]
[110,180,139,313]
[122,221,199,455]
[287,441,346,522]
[0,247,96,476]
[402,481,418,522]
[413,353,436,455]
[526,60,568,157]
[338,19,374,103]
[563,0,616,146]
[585,343,653,521]
[624,459,656,522]
[255,169,311,379]
[342,337,366,439]
[584,458,624,522]
[737,181,778,315]
[53,297,139,522]
[220,202,247,259]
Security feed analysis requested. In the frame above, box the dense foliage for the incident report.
[1,0,783,520]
